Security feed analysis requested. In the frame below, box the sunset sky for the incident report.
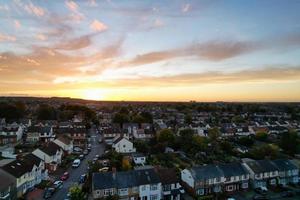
[0,0,300,101]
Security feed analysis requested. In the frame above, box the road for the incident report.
[50,126,105,200]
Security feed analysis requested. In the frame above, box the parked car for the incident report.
[43,187,55,199]
[53,181,63,189]
[87,147,91,152]
[79,154,84,160]
[252,195,268,200]
[99,167,109,172]
[280,191,294,197]
[83,150,88,155]
[72,159,81,168]
[60,172,69,181]
[95,154,100,159]
[255,186,268,195]
[79,174,87,184]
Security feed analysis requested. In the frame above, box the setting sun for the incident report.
[82,89,104,101]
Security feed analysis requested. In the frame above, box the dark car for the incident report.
[79,154,85,160]
[79,174,87,184]
[280,191,294,197]
[43,187,55,199]
[252,195,268,200]
[255,187,268,195]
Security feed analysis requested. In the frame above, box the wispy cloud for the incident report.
[65,0,78,12]
[24,2,45,17]
[0,33,16,42]
[90,20,108,32]
[65,0,85,23]
[182,3,191,13]
[14,20,21,29]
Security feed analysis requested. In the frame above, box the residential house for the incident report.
[272,159,299,186]
[0,169,16,200]
[132,153,146,165]
[181,165,224,196]
[1,154,47,198]
[55,128,87,148]
[0,125,23,145]
[112,136,136,153]
[0,146,16,159]
[218,163,250,192]
[53,135,73,154]
[92,168,161,200]
[26,126,39,143]
[243,160,279,188]
[32,142,63,172]
[156,168,184,200]
[26,126,54,143]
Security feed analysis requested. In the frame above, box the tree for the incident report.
[69,185,85,200]
[121,157,132,170]
[280,130,299,155]
[208,127,220,141]
[184,114,192,124]
[0,102,26,120]
[112,113,129,124]
[36,104,57,120]
[255,131,268,141]
[157,129,175,144]
[250,144,280,159]
[238,136,254,147]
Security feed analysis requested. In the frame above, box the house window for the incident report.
[118,188,128,196]
[141,185,146,191]
[163,184,171,191]
[150,184,158,190]
[150,195,158,200]
[196,188,204,195]
[227,185,234,191]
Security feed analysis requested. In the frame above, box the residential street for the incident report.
[50,126,104,200]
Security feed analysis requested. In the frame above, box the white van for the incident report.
[72,159,81,168]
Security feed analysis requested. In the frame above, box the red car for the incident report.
[60,172,69,181]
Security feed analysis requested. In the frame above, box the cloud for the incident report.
[153,19,164,28]
[0,38,123,84]
[24,2,45,17]
[122,40,256,66]
[65,0,78,12]
[0,4,9,11]
[14,20,21,29]
[65,0,85,22]
[36,34,47,41]
[182,3,191,13]
[90,20,108,32]
[0,33,16,42]
[54,35,92,50]
[88,0,98,7]
[122,32,300,67]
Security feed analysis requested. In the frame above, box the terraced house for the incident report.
[181,163,250,196]
[243,160,279,188]
[92,168,161,200]
[272,159,299,186]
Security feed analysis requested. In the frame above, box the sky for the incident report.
[0,0,300,102]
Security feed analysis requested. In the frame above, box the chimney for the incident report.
[112,167,117,180]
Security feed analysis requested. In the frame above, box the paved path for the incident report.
[50,126,104,200]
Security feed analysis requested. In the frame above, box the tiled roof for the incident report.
[93,168,160,190]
